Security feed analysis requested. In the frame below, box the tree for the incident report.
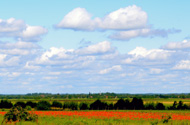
[0,100,13,109]
[156,102,165,110]
[14,101,26,108]
[51,101,62,108]
[130,97,144,110]
[114,99,126,110]
[79,103,88,110]
[26,101,37,108]
[37,101,51,110]
[90,99,108,110]
[63,102,78,110]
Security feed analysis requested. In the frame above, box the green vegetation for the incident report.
[1,106,38,124]
[0,97,190,111]
[0,93,190,99]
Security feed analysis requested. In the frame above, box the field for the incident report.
[7,98,190,107]
[0,110,190,124]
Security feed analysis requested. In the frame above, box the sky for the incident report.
[0,0,190,94]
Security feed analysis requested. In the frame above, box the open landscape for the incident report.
[1,0,190,124]
[0,93,190,124]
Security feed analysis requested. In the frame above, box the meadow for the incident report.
[6,98,190,107]
[0,110,190,124]
[0,97,190,124]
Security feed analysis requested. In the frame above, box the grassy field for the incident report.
[7,98,190,107]
[0,110,190,125]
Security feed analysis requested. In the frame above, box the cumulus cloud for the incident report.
[0,54,20,66]
[162,40,190,50]
[173,60,190,70]
[99,65,122,74]
[150,68,163,74]
[0,41,40,55]
[56,5,147,31]
[129,47,172,60]
[76,41,114,55]
[0,39,190,93]
[110,28,180,40]
[97,5,147,30]
[0,18,48,42]
[57,8,95,31]
[56,6,180,40]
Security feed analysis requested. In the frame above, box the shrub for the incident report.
[25,105,32,111]
[26,101,37,108]
[0,100,13,109]
[14,101,26,108]
[130,97,144,110]
[2,106,38,124]
[145,102,155,110]
[63,102,78,110]
[37,101,51,110]
[51,101,62,108]
[114,98,126,110]
[156,102,165,110]
[90,99,108,110]
[79,102,88,110]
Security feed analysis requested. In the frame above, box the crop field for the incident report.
[7,98,190,107]
[0,110,190,124]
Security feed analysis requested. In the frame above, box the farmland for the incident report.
[0,110,190,124]
[0,94,190,124]
[5,98,190,107]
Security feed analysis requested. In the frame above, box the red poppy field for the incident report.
[1,110,190,124]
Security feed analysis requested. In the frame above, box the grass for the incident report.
[0,110,190,125]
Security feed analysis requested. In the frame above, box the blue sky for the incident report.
[0,0,190,94]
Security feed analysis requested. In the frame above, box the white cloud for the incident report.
[57,8,95,30]
[98,5,147,30]
[37,47,73,64]
[0,18,25,33]
[42,76,58,80]
[0,18,48,42]
[24,62,41,71]
[21,26,48,41]
[99,65,122,74]
[57,6,180,40]
[76,41,113,55]
[57,5,147,31]
[110,28,180,40]
[128,47,172,60]
[0,54,20,66]
[162,40,190,50]
[173,60,190,70]
[150,68,163,74]
[0,41,40,55]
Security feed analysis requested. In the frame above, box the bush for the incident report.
[63,102,78,110]
[0,100,13,109]
[79,102,88,110]
[26,101,37,108]
[14,101,26,108]
[145,102,155,110]
[156,102,165,110]
[25,106,32,111]
[130,97,144,110]
[2,106,38,124]
[90,99,108,110]
[37,101,51,110]
[114,98,126,110]
[51,101,62,108]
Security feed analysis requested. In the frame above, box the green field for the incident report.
[1,110,190,125]
[7,98,190,107]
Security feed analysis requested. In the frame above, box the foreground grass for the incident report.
[0,115,190,125]
[0,110,190,125]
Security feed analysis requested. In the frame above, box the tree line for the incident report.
[0,97,189,110]
[0,93,190,99]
